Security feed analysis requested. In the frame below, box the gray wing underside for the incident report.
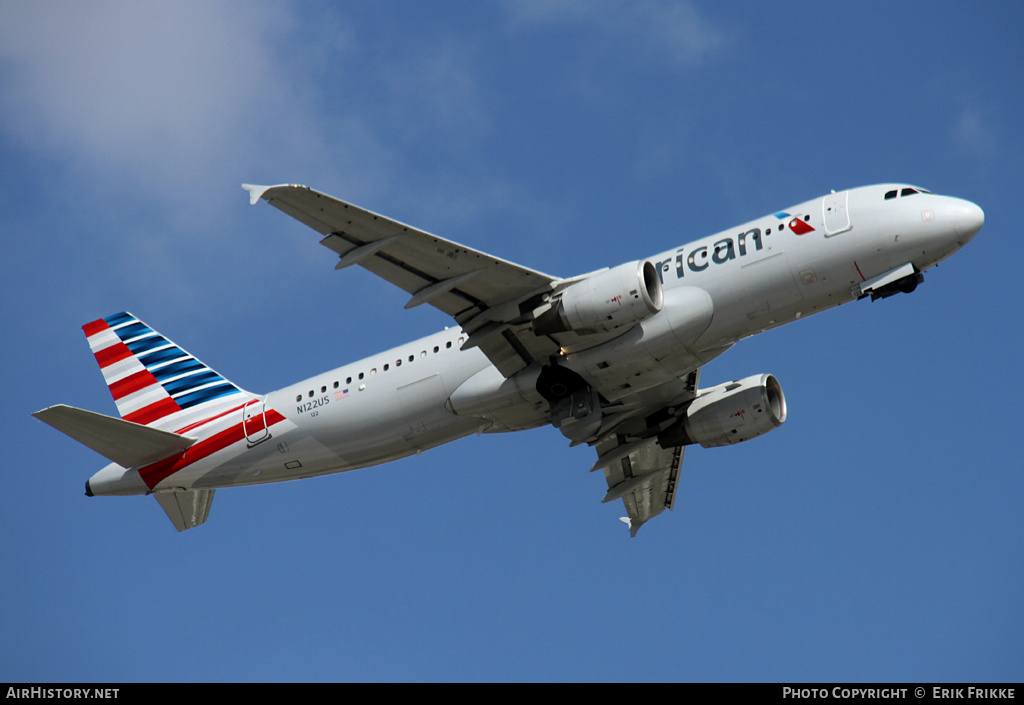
[596,435,684,537]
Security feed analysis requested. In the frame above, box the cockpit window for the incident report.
[885,186,933,201]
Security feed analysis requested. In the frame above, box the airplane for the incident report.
[33,182,984,535]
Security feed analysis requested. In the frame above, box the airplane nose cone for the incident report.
[951,199,984,243]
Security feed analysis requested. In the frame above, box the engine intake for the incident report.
[533,260,663,336]
[658,374,787,449]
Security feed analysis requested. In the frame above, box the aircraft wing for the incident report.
[244,184,563,376]
[594,435,684,537]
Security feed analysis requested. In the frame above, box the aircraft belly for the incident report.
[396,374,454,435]
[184,408,481,489]
[446,364,550,433]
[321,410,480,467]
[563,286,715,403]
[188,433,340,489]
[259,367,484,482]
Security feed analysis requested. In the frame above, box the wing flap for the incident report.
[596,435,684,537]
[33,404,197,468]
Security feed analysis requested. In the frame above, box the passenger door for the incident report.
[242,398,270,446]
[822,190,852,236]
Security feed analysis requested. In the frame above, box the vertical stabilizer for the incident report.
[82,312,254,432]
[154,489,215,532]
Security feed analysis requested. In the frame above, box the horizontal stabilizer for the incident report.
[154,489,214,532]
[32,404,197,468]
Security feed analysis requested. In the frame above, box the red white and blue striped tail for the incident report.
[83,312,254,432]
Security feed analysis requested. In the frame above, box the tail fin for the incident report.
[154,489,215,532]
[82,312,254,432]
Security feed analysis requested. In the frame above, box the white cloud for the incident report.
[0,1,397,314]
[2,4,265,172]
[0,1,384,205]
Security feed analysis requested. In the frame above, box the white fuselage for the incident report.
[86,184,983,497]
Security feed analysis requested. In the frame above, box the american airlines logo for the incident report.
[653,215,814,283]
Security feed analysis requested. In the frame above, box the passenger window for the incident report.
[333,381,339,389]
[383,364,389,371]
[346,376,352,384]
[296,395,302,402]
[358,372,364,380]
[308,390,314,398]
[321,386,327,393]
[446,341,452,349]
[885,190,897,200]
[433,346,439,353]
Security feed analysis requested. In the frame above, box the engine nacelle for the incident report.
[658,374,787,449]
[533,260,663,336]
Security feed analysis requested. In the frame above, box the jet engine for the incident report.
[533,260,663,336]
[657,374,787,449]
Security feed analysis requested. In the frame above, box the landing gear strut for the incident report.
[536,365,602,443]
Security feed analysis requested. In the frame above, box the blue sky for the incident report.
[2,1,1021,683]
